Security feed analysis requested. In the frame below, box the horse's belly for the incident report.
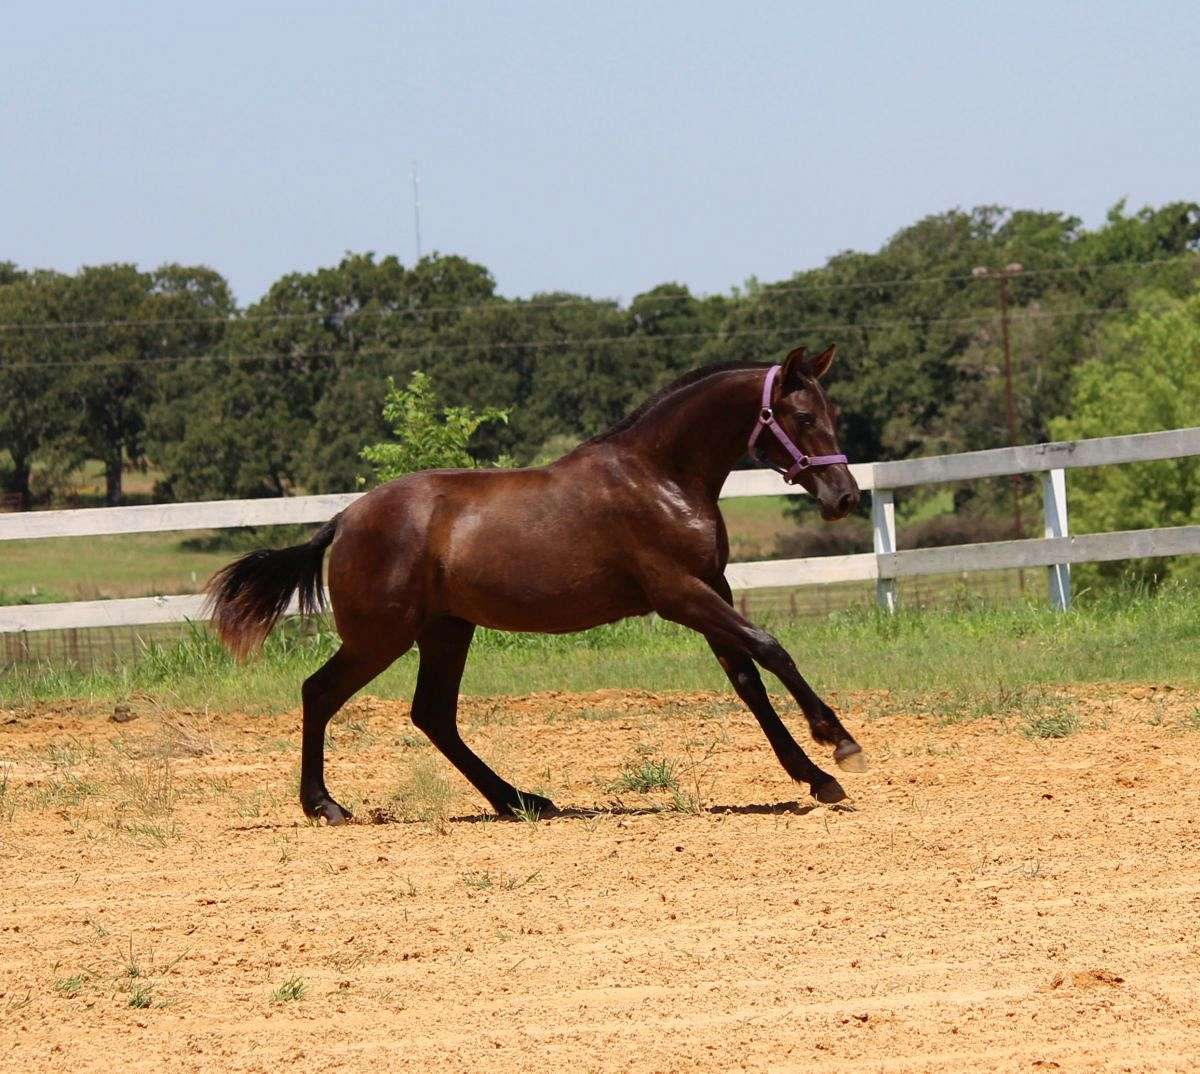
[444,553,650,633]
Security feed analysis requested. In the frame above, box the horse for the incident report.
[206,344,866,824]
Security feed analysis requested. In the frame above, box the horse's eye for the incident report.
[794,412,814,426]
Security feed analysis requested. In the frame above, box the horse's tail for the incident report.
[204,516,340,659]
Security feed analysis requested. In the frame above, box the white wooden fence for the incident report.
[1,427,1198,634]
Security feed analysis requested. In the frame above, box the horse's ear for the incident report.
[807,343,836,380]
[780,345,808,385]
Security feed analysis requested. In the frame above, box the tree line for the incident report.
[1,200,1198,511]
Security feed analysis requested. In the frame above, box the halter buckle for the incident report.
[759,406,774,423]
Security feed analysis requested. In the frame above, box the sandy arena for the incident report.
[2,685,1199,1073]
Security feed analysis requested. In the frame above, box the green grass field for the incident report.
[0,532,236,605]
[3,583,1196,714]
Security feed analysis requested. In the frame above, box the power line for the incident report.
[0,254,1192,335]
[0,301,1155,373]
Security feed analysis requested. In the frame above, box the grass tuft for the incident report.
[0,767,15,823]
[511,793,549,823]
[608,757,678,795]
[271,977,306,1003]
[393,756,455,829]
[1021,707,1081,739]
[109,758,177,844]
[55,974,88,997]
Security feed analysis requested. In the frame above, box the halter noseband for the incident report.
[746,364,848,483]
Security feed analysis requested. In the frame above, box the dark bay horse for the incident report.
[206,344,866,824]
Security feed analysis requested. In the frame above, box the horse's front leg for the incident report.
[707,636,848,803]
[710,577,866,771]
[648,572,867,778]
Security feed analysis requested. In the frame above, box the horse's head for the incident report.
[768,344,860,521]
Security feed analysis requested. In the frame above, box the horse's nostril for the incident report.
[836,492,857,515]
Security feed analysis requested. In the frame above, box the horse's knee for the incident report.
[750,633,794,675]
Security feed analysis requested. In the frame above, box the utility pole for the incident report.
[972,263,1025,583]
[411,161,422,263]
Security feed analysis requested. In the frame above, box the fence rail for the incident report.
[2,427,1198,635]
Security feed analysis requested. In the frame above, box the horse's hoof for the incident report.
[305,799,353,825]
[834,740,868,773]
[813,778,848,804]
[501,792,557,820]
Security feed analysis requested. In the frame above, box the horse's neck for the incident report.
[621,369,762,497]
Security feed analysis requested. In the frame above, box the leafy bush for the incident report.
[900,514,1015,549]
[1049,287,1200,586]
[360,371,508,483]
[773,512,1012,559]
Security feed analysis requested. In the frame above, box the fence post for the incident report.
[1042,468,1071,610]
[872,489,897,613]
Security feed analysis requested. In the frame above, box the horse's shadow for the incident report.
[440,799,836,825]
[226,798,848,832]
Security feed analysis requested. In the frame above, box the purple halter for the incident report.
[747,364,848,483]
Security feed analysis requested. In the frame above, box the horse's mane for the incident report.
[584,361,770,446]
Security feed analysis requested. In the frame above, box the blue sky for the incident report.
[4,1,1196,305]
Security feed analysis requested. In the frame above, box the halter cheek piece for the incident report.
[746,364,848,483]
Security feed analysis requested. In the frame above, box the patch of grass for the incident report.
[30,772,100,811]
[271,977,306,1003]
[392,756,455,828]
[3,581,1199,712]
[110,757,176,817]
[47,738,97,769]
[113,937,180,1007]
[144,711,216,759]
[502,870,540,890]
[511,793,549,823]
[1021,707,1081,739]
[0,767,15,823]
[109,758,177,843]
[124,938,144,980]
[0,530,234,604]
[111,819,177,847]
[608,757,678,795]
[55,973,88,997]
[669,787,703,814]
[463,870,539,892]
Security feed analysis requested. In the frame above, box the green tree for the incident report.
[1049,288,1200,583]
[67,264,234,504]
[0,269,74,508]
[155,251,502,498]
[360,370,508,482]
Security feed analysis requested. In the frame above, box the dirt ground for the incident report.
[2,685,1199,1073]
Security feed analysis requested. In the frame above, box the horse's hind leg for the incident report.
[301,642,405,824]
[412,617,555,818]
